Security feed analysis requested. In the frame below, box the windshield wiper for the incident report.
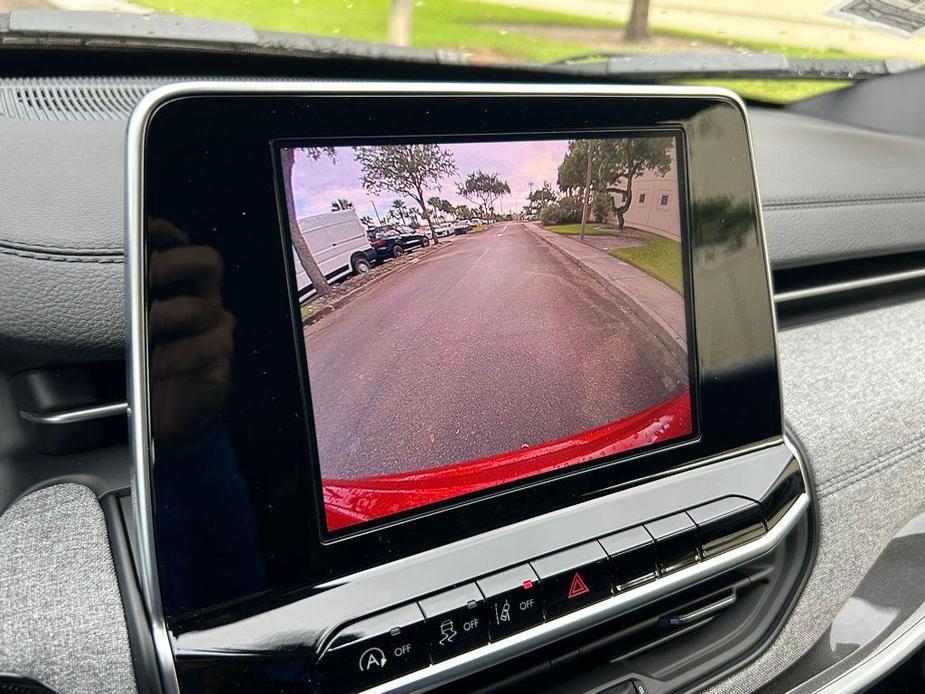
[546,52,921,80]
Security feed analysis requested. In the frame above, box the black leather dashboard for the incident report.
[1,74,924,694]
[749,108,925,269]
[2,78,924,371]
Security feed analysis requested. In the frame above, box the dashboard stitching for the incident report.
[816,429,925,489]
[0,246,124,263]
[818,444,925,498]
[0,239,123,254]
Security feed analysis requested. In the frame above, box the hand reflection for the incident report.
[148,218,236,454]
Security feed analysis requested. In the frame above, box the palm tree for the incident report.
[330,198,354,212]
[390,199,409,225]
[427,195,443,222]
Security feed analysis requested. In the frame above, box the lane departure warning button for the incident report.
[531,541,611,618]
[477,564,545,640]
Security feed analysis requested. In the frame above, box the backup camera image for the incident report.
[279,135,694,532]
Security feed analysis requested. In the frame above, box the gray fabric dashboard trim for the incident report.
[0,483,137,694]
[707,298,925,693]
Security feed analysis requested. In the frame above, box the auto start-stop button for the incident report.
[318,603,429,692]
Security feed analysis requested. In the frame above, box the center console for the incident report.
[126,82,814,693]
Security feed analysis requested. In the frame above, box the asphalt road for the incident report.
[305,223,687,479]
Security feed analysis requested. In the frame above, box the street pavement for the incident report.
[528,224,687,357]
[305,223,687,479]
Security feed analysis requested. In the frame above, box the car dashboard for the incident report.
[1,49,925,694]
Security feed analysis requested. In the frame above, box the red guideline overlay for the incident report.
[322,391,692,532]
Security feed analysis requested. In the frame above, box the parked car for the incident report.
[435,223,454,237]
[453,219,471,235]
[396,225,432,247]
[368,225,429,259]
[292,209,377,297]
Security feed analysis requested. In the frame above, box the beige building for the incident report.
[605,145,681,241]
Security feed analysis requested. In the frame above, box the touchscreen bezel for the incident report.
[129,83,782,627]
[273,128,700,540]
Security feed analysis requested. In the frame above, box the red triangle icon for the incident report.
[567,572,590,599]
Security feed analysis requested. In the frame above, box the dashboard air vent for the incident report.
[11,362,128,454]
[0,79,162,121]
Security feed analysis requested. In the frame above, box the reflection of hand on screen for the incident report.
[148,217,236,453]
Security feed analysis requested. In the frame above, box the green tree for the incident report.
[591,191,613,224]
[390,199,410,225]
[355,144,457,243]
[330,198,354,212]
[280,146,337,299]
[388,0,413,47]
[454,204,476,220]
[557,137,672,230]
[526,181,557,215]
[626,0,651,42]
[457,170,511,216]
[427,195,455,222]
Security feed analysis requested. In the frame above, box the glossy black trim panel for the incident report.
[135,85,780,632]
[172,440,800,656]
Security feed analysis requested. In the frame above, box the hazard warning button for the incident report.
[531,541,612,618]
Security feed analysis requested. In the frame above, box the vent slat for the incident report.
[0,79,167,121]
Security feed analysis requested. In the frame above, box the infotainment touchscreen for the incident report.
[278,134,695,533]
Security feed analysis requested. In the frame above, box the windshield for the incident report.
[4,2,924,102]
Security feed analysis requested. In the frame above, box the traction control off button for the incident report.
[419,583,489,662]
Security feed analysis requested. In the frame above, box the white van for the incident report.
[292,209,377,297]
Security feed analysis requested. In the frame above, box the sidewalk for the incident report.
[526,223,687,362]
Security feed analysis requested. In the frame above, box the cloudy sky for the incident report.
[289,139,571,225]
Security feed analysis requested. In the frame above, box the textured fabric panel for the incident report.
[0,483,137,694]
[707,299,925,693]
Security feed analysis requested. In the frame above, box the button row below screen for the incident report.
[318,496,767,692]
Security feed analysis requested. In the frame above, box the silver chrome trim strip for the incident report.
[124,80,775,694]
[668,590,737,626]
[19,401,128,425]
[359,494,810,694]
[774,266,925,304]
[811,601,925,694]
[126,85,180,694]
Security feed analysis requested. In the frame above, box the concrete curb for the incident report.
[525,223,688,369]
